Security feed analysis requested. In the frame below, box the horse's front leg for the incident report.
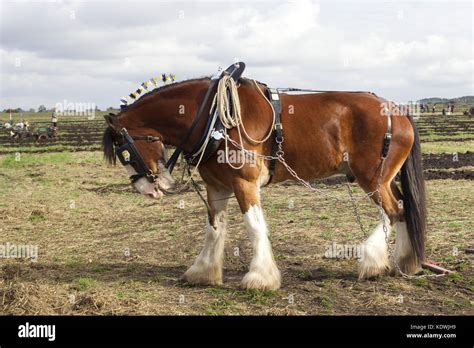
[233,178,281,290]
[182,185,231,285]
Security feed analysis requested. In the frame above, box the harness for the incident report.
[112,66,393,186]
[381,104,392,159]
[165,62,246,174]
[266,88,283,185]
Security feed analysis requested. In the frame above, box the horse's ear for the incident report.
[104,114,115,128]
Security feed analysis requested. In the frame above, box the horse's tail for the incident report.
[400,116,426,265]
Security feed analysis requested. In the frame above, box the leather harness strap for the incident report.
[165,78,219,174]
[128,134,162,142]
[266,88,283,185]
[165,62,246,174]
[381,104,392,159]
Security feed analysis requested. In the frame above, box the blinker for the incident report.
[115,128,158,184]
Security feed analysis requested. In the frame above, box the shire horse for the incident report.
[102,67,426,290]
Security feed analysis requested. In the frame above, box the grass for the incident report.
[238,289,278,305]
[0,144,100,154]
[317,295,334,312]
[65,256,86,268]
[320,230,334,240]
[318,213,330,220]
[71,277,98,291]
[205,298,237,313]
[0,143,472,315]
[0,111,117,123]
[421,141,474,154]
[28,210,47,222]
[1,151,73,167]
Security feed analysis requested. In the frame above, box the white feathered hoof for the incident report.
[358,242,390,279]
[241,265,281,290]
[392,255,422,276]
[182,263,223,286]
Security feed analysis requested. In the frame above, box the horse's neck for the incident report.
[122,80,212,151]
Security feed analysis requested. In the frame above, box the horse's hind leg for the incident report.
[391,181,422,275]
[182,185,232,285]
[358,180,403,279]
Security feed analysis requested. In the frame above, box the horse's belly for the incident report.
[271,143,345,183]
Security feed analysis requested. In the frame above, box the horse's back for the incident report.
[272,91,407,182]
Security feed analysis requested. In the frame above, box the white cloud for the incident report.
[0,0,472,110]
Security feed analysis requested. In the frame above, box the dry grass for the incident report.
[0,151,472,315]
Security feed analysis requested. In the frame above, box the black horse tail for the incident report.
[400,116,426,265]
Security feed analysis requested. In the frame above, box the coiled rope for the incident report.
[216,75,275,169]
[180,75,275,180]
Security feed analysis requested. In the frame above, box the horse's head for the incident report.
[102,113,175,199]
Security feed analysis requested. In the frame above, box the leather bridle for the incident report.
[115,128,162,184]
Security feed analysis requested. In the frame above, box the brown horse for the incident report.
[102,75,426,290]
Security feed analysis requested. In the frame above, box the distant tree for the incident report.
[3,108,22,113]
[29,108,35,113]
[38,105,47,112]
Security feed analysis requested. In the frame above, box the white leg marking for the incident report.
[242,205,281,290]
[183,192,228,285]
[393,221,420,274]
[359,211,392,279]
[394,221,411,262]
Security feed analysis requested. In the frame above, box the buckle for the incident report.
[269,88,279,101]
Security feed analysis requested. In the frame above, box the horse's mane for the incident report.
[102,75,268,165]
[118,76,268,114]
[103,76,213,164]
[118,76,212,114]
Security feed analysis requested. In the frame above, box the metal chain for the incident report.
[373,158,444,279]
[346,181,369,236]
[225,134,445,279]
[225,135,380,203]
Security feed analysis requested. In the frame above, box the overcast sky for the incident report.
[0,0,472,110]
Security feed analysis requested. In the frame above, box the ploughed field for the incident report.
[0,112,472,315]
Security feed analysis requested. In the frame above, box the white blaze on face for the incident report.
[124,165,162,199]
